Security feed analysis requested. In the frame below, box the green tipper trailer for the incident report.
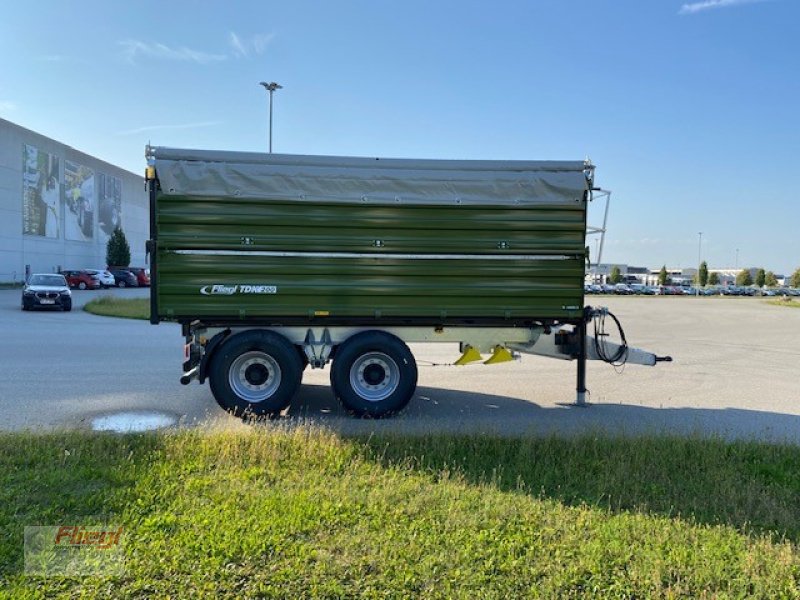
[146,146,669,418]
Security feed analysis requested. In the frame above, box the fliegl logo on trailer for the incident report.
[200,284,278,295]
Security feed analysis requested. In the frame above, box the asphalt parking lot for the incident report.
[1,288,798,441]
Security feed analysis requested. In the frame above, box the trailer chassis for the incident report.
[177,307,670,416]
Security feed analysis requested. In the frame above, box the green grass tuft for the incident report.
[766,298,800,308]
[1,429,799,597]
[84,297,150,320]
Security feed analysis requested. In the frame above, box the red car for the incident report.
[126,267,151,287]
[59,270,101,290]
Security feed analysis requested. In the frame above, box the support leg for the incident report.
[576,318,588,406]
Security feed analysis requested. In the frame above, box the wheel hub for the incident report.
[245,363,270,386]
[229,351,282,402]
[350,353,400,402]
[363,363,386,386]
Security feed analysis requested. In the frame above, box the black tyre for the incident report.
[118,280,126,288]
[78,282,87,290]
[63,301,72,312]
[330,331,417,418]
[208,330,303,418]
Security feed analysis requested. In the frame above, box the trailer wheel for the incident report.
[330,331,418,418]
[208,330,303,418]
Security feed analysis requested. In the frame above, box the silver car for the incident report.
[86,269,115,288]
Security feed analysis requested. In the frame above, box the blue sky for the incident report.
[1,0,797,274]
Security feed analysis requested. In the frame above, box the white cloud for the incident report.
[37,55,89,65]
[116,121,223,136]
[229,32,275,58]
[229,32,248,58]
[251,33,274,55]
[120,40,227,65]
[679,0,768,15]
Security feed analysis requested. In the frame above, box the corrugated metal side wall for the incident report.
[155,195,587,323]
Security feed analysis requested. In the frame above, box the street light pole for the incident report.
[259,81,283,153]
[697,232,703,296]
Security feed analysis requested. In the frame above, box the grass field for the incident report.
[84,296,149,320]
[767,298,800,308]
[1,429,799,598]
[84,295,799,325]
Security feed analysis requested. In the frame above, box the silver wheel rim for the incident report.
[229,351,282,402]
[349,352,400,402]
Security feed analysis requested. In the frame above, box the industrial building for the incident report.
[0,118,147,283]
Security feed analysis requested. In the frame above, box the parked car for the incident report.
[629,283,647,294]
[59,269,101,290]
[85,269,115,288]
[125,267,150,287]
[21,273,72,311]
[108,268,138,288]
[614,283,633,295]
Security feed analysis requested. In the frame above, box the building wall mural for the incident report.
[64,161,95,241]
[22,144,61,238]
[97,173,122,239]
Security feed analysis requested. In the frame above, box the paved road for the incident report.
[1,289,799,441]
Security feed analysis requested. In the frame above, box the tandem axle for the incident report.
[178,307,671,418]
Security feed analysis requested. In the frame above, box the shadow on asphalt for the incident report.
[280,384,800,443]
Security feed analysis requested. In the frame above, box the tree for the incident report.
[708,272,720,286]
[609,265,622,284]
[658,265,669,286]
[698,261,708,287]
[765,271,778,287]
[791,268,800,288]
[735,269,752,287]
[755,268,766,287]
[106,226,131,267]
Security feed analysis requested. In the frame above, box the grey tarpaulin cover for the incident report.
[149,146,592,207]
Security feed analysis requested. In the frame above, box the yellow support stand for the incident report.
[454,345,483,365]
[484,345,514,365]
